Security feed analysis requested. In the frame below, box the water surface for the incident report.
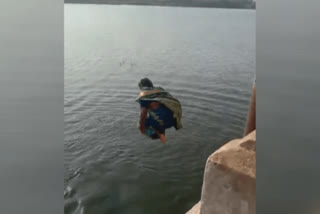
[64,4,255,214]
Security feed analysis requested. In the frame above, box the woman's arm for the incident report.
[140,107,148,134]
[244,83,256,136]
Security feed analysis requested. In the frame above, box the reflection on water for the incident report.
[64,4,255,214]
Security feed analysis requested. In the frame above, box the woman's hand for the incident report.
[140,126,146,134]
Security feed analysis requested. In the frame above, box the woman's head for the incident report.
[138,78,154,90]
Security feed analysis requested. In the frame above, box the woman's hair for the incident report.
[138,78,154,90]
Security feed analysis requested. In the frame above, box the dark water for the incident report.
[64,5,255,214]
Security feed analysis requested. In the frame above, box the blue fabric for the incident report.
[139,100,175,131]
[145,127,159,139]
[139,100,150,108]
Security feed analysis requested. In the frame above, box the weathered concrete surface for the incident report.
[186,130,256,214]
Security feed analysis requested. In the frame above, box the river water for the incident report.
[64,4,255,214]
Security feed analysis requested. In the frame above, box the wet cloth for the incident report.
[139,100,176,131]
[136,87,182,130]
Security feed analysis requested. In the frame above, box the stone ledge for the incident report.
[209,130,256,179]
[186,130,256,214]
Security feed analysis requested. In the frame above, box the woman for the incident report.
[136,78,181,144]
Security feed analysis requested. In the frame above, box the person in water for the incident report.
[137,78,181,144]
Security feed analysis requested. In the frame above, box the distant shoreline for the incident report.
[64,1,256,10]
